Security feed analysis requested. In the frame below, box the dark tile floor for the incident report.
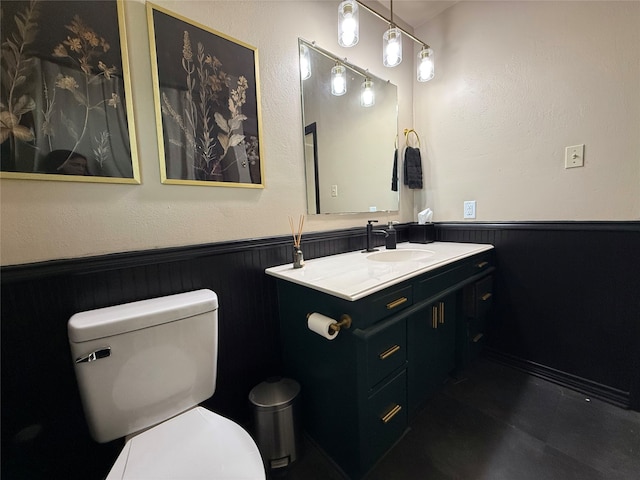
[274,358,640,480]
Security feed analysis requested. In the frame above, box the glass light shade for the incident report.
[383,26,402,67]
[417,47,434,82]
[360,78,375,107]
[300,44,311,80]
[331,64,347,96]
[338,1,359,47]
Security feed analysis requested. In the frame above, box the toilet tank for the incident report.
[68,289,218,443]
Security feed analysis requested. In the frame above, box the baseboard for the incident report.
[483,348,631,409]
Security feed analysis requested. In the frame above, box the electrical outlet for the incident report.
[464,201,476,219]
[331,184,338,197]
[565,144,584,169]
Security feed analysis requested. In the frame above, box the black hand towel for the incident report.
[403,146,423,189]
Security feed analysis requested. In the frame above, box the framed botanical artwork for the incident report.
[0,0,140,183]
[147,3,264,188]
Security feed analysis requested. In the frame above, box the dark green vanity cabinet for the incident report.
[273,250,495,479]
[275,282,411,479]
[407,293,457,418]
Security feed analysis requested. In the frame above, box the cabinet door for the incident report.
[407,293,456,418]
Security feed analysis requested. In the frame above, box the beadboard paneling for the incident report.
[1,222,638,479]
[437,222,640,409]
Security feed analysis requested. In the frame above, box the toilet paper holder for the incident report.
[307,313,352,333]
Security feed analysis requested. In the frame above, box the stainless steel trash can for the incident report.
[249,377,301,471]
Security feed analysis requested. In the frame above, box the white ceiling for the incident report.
[372,1,458,29]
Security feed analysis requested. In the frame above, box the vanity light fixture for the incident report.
[382,25,402,67]
[300,43,311,80]
[338,0,435,81]
[417,46,434,82]
[331,62,347,96]
[338,0,359,47]
[360,77,375,107]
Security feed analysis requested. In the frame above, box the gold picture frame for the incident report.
[147,3,264,188]
[0,0,140,184]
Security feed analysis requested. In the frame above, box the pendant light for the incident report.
[382,0,401,67]
[331,63,347,96]
[300,43,311,80]
[337,1,435,81]
[383,26,402,67]
[417,46,434,82]
[338,0,359,47]
[360,78,375,107]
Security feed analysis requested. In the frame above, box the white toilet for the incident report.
[67,289,265,479]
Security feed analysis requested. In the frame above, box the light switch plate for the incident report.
[565,144,584,169]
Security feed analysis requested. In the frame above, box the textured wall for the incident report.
[3,1,638,264]
[0,0,415,266]
[413,1,640,221]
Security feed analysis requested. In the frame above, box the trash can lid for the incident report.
[249,377,300,408]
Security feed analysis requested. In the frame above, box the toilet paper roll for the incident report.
[307,313,339,340]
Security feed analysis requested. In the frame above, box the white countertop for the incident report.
[265,242,494,301]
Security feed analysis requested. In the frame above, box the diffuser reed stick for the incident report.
[288,214,305,248]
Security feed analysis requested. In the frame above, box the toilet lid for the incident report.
[107,407,265,480]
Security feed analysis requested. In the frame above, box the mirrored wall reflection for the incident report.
[299,39,399,215]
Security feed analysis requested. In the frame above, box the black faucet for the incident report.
[364,220,389,252]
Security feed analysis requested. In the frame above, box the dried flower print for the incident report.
[1,1,136,180]
[0,0,39,149]
[158,21,260,184]
[50,13,120,170]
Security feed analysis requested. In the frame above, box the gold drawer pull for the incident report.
[381,404,402,424]
[379,344,401,360]
[481,293,492,301]
[431,305,438,329]
[438,302,445,324]
[386,297,408,310]
[476,261,489,268]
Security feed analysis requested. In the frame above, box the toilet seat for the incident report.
[107,407,265,479]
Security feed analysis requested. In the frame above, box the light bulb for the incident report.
[417,47,434,82]
[361,78,374,107]
[383,27,402,67]
[331,64,347,96]
[338,1,359,47]
[300,44,311,80]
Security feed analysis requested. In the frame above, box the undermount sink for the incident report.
[367,249,435,263]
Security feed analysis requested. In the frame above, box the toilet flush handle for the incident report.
[75,347,111,364]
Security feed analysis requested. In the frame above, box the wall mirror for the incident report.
[299,39,399,215]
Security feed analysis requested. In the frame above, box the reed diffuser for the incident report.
[289,215,305,268]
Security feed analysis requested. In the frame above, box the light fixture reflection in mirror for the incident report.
[331,63,347,96]
[299,39,399,215]
[361,78,375,107]
[300,44,311,80]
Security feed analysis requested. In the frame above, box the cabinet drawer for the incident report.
[414,263,467,299]
[464,274,493,318]
[366,285,413,327]
[468,327,486,360]
[363,316,407,389]
[364,370,407,468]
